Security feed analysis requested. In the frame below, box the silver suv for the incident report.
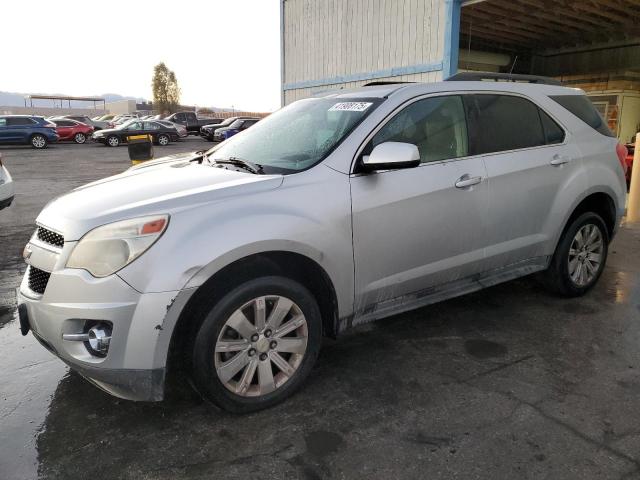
[18,75,627,412]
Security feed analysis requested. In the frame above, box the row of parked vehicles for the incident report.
[0,112,262,149]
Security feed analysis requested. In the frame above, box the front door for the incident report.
[350,95,488,319]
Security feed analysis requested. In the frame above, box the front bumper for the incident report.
[18,256,181,401]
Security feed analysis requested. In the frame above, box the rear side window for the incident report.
[550,94,614,137]
[465,94,546,155]
[539,109,565,144]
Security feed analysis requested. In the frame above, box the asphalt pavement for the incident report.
[1,137,640,480]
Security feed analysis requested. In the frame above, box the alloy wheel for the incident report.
[32,135,46,148]
[568,223,604,286]
[158,135,169,146]
[74,133,86,144]
[214,295,308,397]
[107,136,119,147]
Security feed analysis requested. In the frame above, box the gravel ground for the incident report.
[1,137,640,480]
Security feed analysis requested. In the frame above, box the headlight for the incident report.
[66,215,169,277]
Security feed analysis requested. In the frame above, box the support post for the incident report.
[627,134,640,223]
[443,0,462,79]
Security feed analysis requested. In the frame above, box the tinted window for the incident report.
[7,117,36,126]
[370,95,468,163]
[54,120,73,127]
[465,94,545,155]
[539,109,565,144]
[550,94,614,137]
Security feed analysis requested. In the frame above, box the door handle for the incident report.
[550,154,571,166]
[455,175,482,188]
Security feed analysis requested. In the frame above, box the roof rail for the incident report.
[363,81,415,86]
[445,72,562,86]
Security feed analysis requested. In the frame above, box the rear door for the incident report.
[350,94,488,315]
[466,93,581,270]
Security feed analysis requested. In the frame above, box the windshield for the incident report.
[207,97,380,173]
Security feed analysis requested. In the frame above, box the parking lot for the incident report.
[1,137,640,479]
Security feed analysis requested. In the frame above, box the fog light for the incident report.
[87,324,112,357]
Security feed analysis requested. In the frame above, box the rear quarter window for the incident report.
[550,94,614,137]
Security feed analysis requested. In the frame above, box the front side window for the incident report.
[0,118,6,127]
[369,95,468,163]
[143,122,160,130]
[465,94,546,155]
[208,97,381,173]
[7,117,36,126]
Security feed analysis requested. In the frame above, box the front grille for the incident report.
[28,266,51,295]
[36,226,64,248]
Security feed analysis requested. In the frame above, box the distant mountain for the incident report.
[0,91,148,107]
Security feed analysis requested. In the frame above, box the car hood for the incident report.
[36,157,283,241]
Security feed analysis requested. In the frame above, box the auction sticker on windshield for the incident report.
[329,102,373,112]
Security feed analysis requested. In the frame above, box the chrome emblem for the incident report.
[23,245,33,261]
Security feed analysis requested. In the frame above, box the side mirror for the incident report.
[361,141,421,172]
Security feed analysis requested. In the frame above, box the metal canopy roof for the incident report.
[25,95,105,101]
[461,0,640,52]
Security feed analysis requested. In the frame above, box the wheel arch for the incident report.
[163,250,340,383]
[555,190,618,250]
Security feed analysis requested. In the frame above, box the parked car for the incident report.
[164,111,222,135]
[50,118,94,144]
[18,75,627,413]
[62,115,113,131]
[94,114,117,122]
[0,155,14,210]
[91,119,180,147]
[0,115,59,148]
[200,116,258,141]
[155,120,188,138]
[212,117,260,141]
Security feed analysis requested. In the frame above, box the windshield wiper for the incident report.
[210,156,264,174]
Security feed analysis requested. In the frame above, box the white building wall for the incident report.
[282,0,448,105]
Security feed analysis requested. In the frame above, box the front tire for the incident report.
[157,134,170,146]
[541,212,609,297]
[74,132,86,144]
[30,134,48,149]
[191,276,322,413]
[106,135,120,147]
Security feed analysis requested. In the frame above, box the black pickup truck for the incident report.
[164,111,222,135]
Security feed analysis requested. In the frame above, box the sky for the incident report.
[1,0,281,112]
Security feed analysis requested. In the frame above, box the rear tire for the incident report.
[30,134,48,149]
[540,212,609,297]
[191,276,322,413]
[73,133,86,144]
[106,135,120,147]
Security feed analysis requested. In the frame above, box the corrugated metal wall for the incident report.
[282,0,447,104]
